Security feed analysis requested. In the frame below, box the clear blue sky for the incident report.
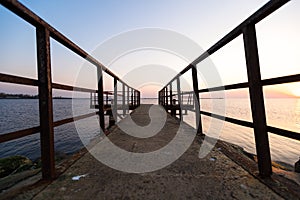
[0,0,299,97]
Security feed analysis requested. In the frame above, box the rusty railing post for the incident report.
[136,91,139,106]
[36,26,55,180]
[243,24,272,177]
[164,88,166,107]
[136,90,138,106]
[97,67,105,131]
[90,92,92,107]
[122,83,126,115]
[139,91,141,106]
[177,77,182,121]
[170,83,174,116]
[166,86,169,112]
[132,89,135,107]
[106,93,108,105]
[127,86,130,112]
[158,91,161,105]
[135,90,137,106]
[161,90,163,105]
[161,90,163,106]
[113,78,117,122]
[192,65,203,134]
[162,89,164,106]
[162,90,164,106]
[133,90,136,107]
[131,88,133,109]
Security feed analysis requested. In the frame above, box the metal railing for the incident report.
[159,0,299,177]
[0,0,140,180]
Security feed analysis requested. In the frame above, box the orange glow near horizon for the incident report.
[136,82,300,99]
[269,82,300,98]
[138,84,162,98]
[291,88,300,97]
[288,82,300,98]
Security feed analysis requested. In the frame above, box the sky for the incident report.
[0,0,299,98]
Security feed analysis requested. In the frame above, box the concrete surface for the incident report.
[14,105,284,199]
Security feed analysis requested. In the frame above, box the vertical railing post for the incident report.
[164,88,166,107]
[127,86,130,112]
[158,91,161,105]
[162,90,164,106]
[162,90,164,105]
[131,88,133,109]
[166,86,169,112]
[138,91,141,106]
[134,90,137,108]
[122,83,126,115]
[36,26,55,180]
[161,90,163,105]
[243,25,272,177]
[133,89,136,108]
[136,90,138,106]
[161,90,164,106]
[90,92,92,107]
[106,93,108,105]
[170,83,174,116]
[192,65,203,134]
[132,90,135,107]
[176,77,182,121]
[113,78,117,122]
[97,67,105,131]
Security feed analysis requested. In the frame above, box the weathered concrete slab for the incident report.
[32,104,282,199]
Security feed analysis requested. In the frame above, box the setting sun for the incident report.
[291,87,300,97]
[286,82,300,98]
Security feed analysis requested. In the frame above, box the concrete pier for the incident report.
[23,104,283,199]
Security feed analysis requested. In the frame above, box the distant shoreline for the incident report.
[0,92,298,100]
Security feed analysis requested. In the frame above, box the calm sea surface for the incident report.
[0,99,101,160]
[0,98,299,166]
[142,98,300,166]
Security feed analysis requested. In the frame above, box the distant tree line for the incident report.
[0,93,73,99]
[0,93,38,99]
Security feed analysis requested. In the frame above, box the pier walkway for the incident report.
[30,105,281,199]
[1,0,300,199]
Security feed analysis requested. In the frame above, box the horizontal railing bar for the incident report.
[198,82,249,93]
[267,126,300,141]
[0,112,99,143]
[163,0,290,87]
[105,90,139,93]
[53,112,97,127]
[0,73,124,94]
[52,83,96,93]
[188,73,300,94]
[0,73,38,86]
[0,126,40,143]
[169,81,248,95]
[262,74,300,86]
[173,73,299,95]
[96,92,124,97]
[200,110,254,128]
[200,111,299,141]
[180,91,194,95]
[0,0,135,90]
[167,73,299,95]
